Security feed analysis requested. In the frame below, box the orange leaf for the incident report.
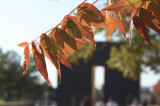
[106,19,116,40]
[115,12,129,28]
[147,1,160,24]
[133,16,151,45]
[114,14,126,39]
[77,3,105,28]
[139,8,160,33]
[64,43,75,54]
[105,13,116,39]
[51,40,73,70]
[32,40,50,86]
[18,42,28,47]
[76,39,88,45]
[129,11,138,21]
[61,15,82,39]
[50,28,64,48]
[76,14,96,43]
[102,0,144,13]
[23,61,27,75]
[40,33,59,68]
[24,44,30,70]
[58,50,73,70]
[51,28,78,51]
[56,61,61,83]
[151,0,160,7]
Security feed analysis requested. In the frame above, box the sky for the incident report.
[0,0,159,89]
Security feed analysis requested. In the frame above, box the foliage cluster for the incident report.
[18,0,160,86]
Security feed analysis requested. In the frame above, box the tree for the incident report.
[106,31,160,80]
[18,0,160,85]
[0,49,46,101]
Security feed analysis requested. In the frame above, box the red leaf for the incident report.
[40,33,59,68]
[58,50,73,70]
[32,40,50,86]
[147,1,160,24]
[61,15,82,39]
[24,45,30,70]
[133,16,151,45]
[139,8,160,33]
[18,42,28,47]
[152,0,160,7]
[76,39,88,45]
[102,0,144,13]
[23,61,27,76]
[129,11,138,21]
[106,18,116,40]
[114,14,126,39]
[105,13,116,39]
[51,28,78,51]
[56,61,61,83]
[64,43,75,54]
[53,40,73,70]
[76,14,96,43]
[50,28,64,48]
[77,3,105,28]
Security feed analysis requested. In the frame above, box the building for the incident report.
[56,42,139,106]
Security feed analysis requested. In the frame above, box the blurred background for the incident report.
[0,0,160,106]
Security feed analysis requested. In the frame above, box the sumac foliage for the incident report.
[18,0,160,85]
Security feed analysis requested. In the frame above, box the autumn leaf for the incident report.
[114,14,126,39]
[32,40,50,86]
[151,0,160,7]
[133,16,151,45]
[76,39,88,45]
[76,14,96,43]
[115,12,129,28]
[56,61,61,83]
[50,28,64,48]
[139,8,160,33]
[129,11,138,21]
[18,42,28,47]
[24,44,30,70]
[40,33,59,68]
[102,0,144,13]
[106,18,116,40]
[51,28,78,51]
[146,1,160,24]
[105,13,116,39]
[64,43,75,54]
[77,3,105,28]
[53,40,73,70]
[67,15,96,44]
[105,12,126,39]
[40,35,62,82]
[23,61,27,75]
[58,50,73,70]
[61,15,82,39]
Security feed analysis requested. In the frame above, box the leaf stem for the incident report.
[30,0,100,43]
[45,0,88,34]
[92,0,98,5]
[126,0,138,10]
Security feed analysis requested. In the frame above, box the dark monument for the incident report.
[56,42,139,106]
